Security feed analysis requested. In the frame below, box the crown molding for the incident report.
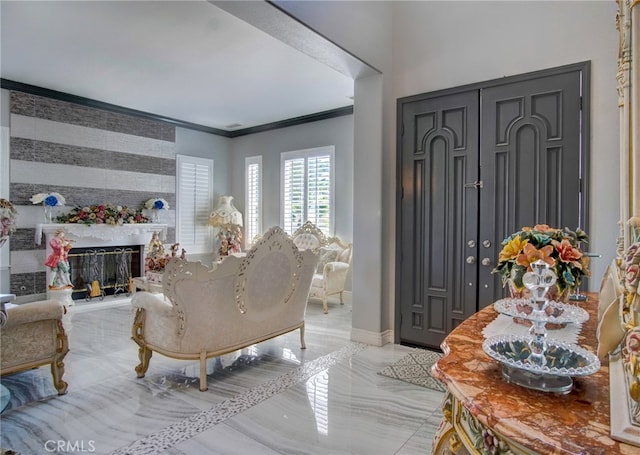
[1,79,353,138]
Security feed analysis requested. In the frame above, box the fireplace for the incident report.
[36,223,167,302]
[67,246,142,300]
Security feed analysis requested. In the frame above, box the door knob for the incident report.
[482,240,491,248]
[463,180,483,189]
[467,240,476,248]
[481,258,492,266]
[466,256,476,264]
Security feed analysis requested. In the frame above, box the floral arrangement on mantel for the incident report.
[30,192,66,207]
[493,224,590,299]
[144,198,169,211]
[0,198,18,244]
[55,204,150,225]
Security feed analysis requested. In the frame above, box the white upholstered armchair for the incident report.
[292,222,352,314]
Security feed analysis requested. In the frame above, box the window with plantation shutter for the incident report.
[245,156,262,248]
[281,146,334,236]
[176,155,213,254]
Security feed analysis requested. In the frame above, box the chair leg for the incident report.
[50,359,68,395]
[300,323,307,349]
[52,319,69,394]
[199,351,208,392]
[135,346,152,378]
[339,291,344,305]
[322,295,328,314]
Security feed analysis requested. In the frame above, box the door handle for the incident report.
[466,256,476,264]
[481,258,492,266]
[464,180,483,189]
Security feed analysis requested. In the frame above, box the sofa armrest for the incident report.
[3,300,65,327]
[131,292,174,317]
[323,261,349,276]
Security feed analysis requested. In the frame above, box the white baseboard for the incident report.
[350,327,394,346]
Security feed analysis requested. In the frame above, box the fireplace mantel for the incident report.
[36,223,168,248]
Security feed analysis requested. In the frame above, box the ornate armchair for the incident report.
[292,221,352,314]
[0,300,69,395]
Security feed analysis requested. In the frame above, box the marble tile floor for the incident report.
[0,296,444,455]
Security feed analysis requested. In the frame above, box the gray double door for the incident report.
[397,63,589,349]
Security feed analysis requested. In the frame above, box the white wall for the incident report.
[274,0,394,344]
[175,126,232,201]
[229,115,354,241]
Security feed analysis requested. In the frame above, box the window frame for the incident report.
[280,146,335,236]
[244,155,262,249]
[175,154,214,255]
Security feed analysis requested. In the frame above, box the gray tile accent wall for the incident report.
[10,271,47,297]
[8,184,176,210]
[9,90,178,301]
[11,91,176,142]
[10,229,44,251]
[10,137,176,175]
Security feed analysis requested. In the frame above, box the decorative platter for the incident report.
[482,334,601,393]
[493,298,589,325]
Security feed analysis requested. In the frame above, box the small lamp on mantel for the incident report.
[209,195,243,257]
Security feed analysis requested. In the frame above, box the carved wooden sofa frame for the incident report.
[131,226,317,391]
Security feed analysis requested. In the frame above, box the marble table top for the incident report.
[432,292,637,455]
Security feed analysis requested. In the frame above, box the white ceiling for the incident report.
[0,1,356,132]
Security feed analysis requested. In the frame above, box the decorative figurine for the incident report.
[45,229,74,289]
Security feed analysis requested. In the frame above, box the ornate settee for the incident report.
[292,221,352,314]
[0,300,69,395]
[131,226,317,391]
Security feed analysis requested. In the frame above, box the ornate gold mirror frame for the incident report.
[618,0,640,248]
[610,0,640,446]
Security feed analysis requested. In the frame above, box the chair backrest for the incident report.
[235,226,316,321]
[291,221,328,251]
[327,237,352,264]
[161,226,317,332]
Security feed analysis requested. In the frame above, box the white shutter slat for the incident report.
[245,157,262,247]
[281,148,333,236]
[177,155,213,254]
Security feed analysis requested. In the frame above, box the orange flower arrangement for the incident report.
[493,224,590,296]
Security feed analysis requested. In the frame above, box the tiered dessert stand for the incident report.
[483,260,600,394]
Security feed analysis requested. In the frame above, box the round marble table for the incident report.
[431,293,637,454]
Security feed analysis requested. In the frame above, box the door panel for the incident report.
[399,91,479,349]
[478,72,582,308]
[397,65,586,349]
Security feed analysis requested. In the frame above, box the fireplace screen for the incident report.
[67,246,141,301]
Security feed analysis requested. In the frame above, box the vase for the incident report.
[43,205,53,223]
[152,209,159,223]
[508,278,571,303]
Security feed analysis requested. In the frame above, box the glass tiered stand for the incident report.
[483,260,600,394]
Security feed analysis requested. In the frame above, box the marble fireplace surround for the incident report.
[36,223,168,298]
